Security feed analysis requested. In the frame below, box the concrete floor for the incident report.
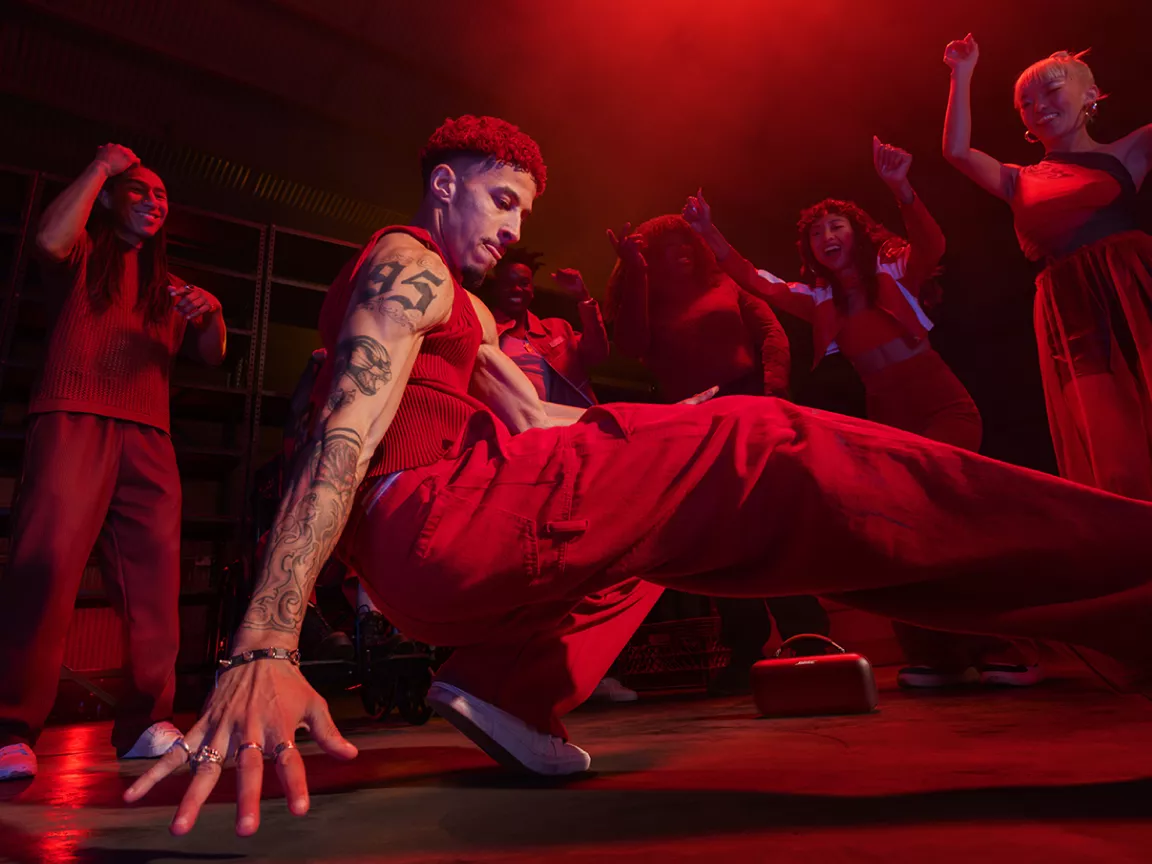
[2,660,1151,863]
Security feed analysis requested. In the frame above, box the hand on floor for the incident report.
[122,658,357,837]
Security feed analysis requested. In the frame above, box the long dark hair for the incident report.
[87,174,172,327]
[796,199,906,313]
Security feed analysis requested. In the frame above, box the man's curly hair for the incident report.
[420,115,547,195]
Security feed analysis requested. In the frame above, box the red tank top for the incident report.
[312,225,486,477]
[30,233,187,433]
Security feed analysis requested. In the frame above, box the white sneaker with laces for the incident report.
[591,677,639,703]
[121,721,184,760]
[427,681,591,776]
[0,743,37,781]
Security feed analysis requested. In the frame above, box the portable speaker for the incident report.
[751,634,879,718]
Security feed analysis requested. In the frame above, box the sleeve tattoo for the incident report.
[327,336,393,411]
[241,425,364,635]
[242,334,393,636]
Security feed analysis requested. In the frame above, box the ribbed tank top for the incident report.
[312,225,487,477]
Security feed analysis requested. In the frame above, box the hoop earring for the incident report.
[1024,129,1041,144]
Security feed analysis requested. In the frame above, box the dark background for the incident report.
[3,0,1150,472]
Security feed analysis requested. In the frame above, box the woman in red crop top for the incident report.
[686,140,1038,690]
[686,138,981,453]
[943,35,1152,500]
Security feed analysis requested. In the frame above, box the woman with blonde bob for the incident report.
[942,34,1152,499]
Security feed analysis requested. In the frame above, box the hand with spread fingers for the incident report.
[607,222,647,270]
[123,649,357,837]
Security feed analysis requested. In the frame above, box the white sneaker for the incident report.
[427,682,591,776]
[0,743,37,781]
[121,721,184,760]
[591,677,639,703]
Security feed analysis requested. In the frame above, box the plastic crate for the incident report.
[619,616,731,692]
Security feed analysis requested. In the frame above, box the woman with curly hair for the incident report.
[686,138,980,452]
[943,35,1152,500]
[685,139,1039,689]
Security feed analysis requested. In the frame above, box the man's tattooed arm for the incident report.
[232,235,452,650]
[326,335,393,412]
[240,422,369,638]
[241,337,392,639]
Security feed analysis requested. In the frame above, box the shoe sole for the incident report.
[980,668,1045,687]
[898,670,981,689]
[428,684,590,776]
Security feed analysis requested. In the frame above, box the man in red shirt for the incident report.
[128,117,1152,838]
[0,144,226,781]
[488,249,609,409]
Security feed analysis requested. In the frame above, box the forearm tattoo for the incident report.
[357,253,444,330]
[240,425,365,636]
[327,335,393,411]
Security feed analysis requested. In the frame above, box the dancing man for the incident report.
[126,116,1152,839]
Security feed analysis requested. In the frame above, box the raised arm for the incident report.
[872,138,946,289]
[942,35,1019,202]
[36,144,139,261]
[605,223,652,359]
[550,268,610,368]
[682,189,818,323]
[124,232,453,834]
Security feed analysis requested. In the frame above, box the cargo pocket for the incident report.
[410,488,541,621]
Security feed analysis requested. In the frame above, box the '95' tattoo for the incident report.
[359,256,444,329]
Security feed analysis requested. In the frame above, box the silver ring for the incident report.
[168,738,192,763]
[236,741,264,758]
[272,741,297,759]
[190,746,224,775]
